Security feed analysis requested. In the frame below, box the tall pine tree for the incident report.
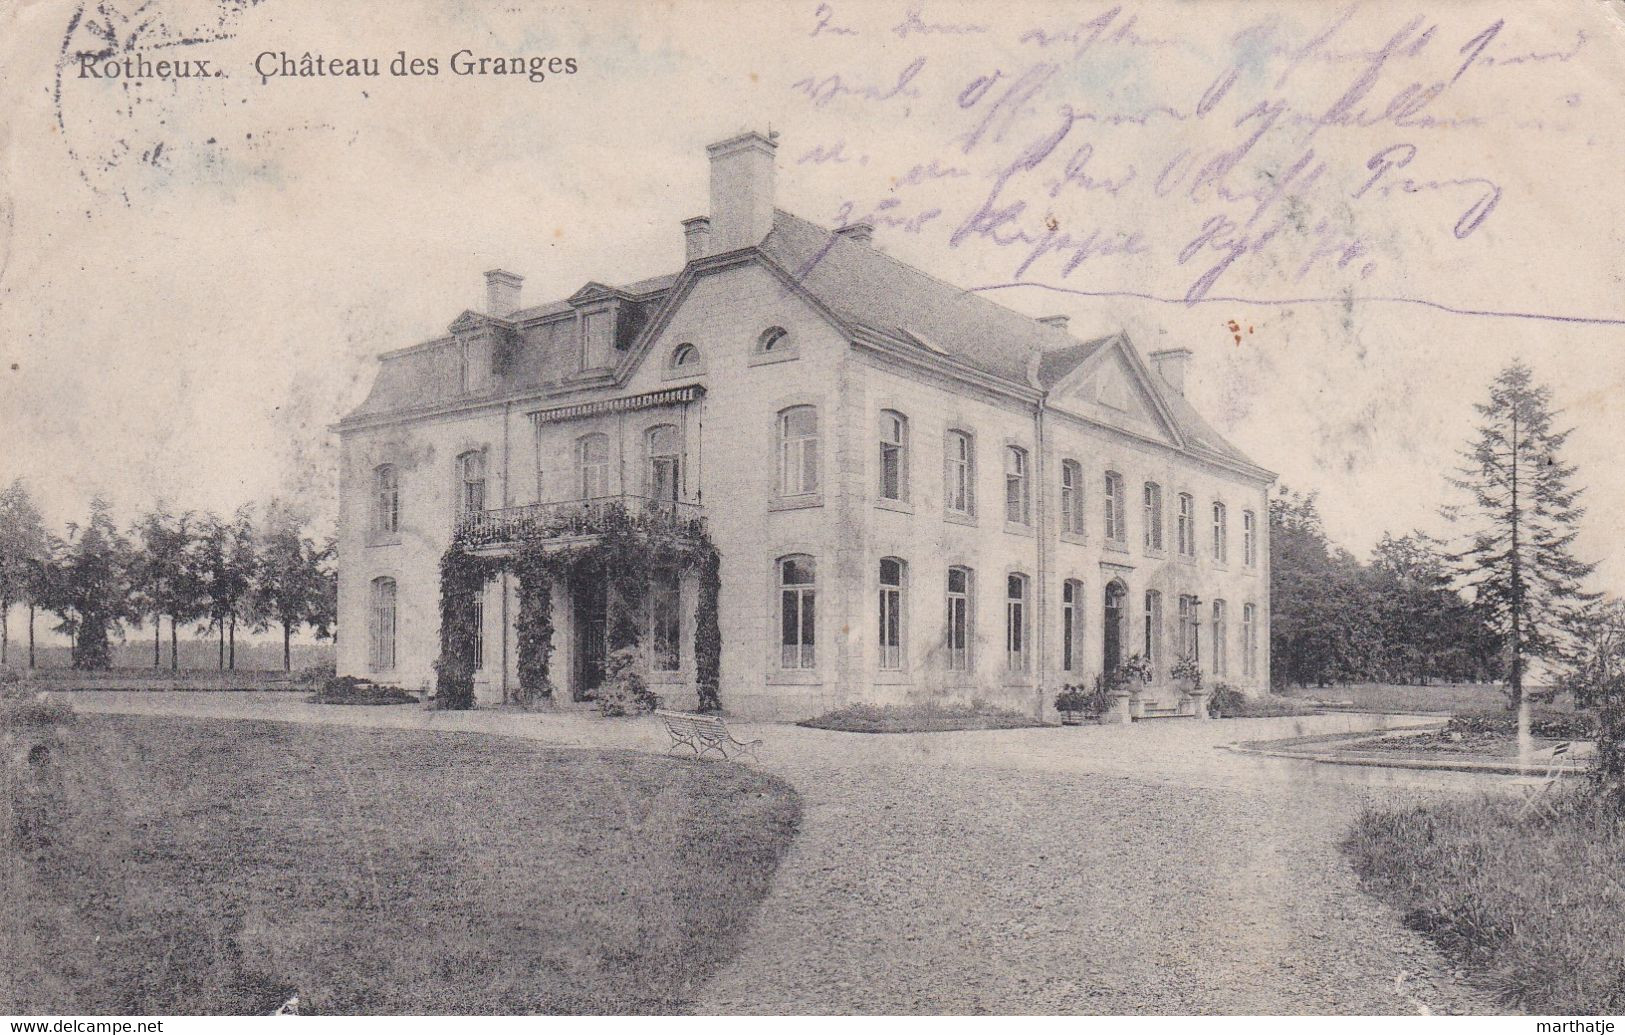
[1446,361,1597,709]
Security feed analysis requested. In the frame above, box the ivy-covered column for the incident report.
[514,552,555,701]
[695,548,722,712]
[434,542,496,710]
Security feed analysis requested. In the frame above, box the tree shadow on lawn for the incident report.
[0,712,800,1015]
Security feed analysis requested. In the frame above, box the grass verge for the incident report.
[799,701,1047,733]
[1,707,800,1014]
[1344,788,1625,1013]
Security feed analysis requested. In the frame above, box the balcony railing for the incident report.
[457,494,705,547]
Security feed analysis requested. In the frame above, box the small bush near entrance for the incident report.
[307,675,419,706]
[1207,687,1314,719]
[1345,788,1625,1014]
[800,700,1047,734]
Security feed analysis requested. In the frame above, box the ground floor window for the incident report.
[779,554,816,669]
[879,558,905,670]
[1177,594,1200,663]
[1212,599,1228,677]
[946,566,972,671]
[1242,602,1258,678]
[1061,579,1081,672]
[650,569,681,672]
[369,576,396,671]
[1006,573,1029,673]
[1144,590,1162,663]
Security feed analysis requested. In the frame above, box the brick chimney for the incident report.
[484,269,523,319]
[835,222,874,245]
[1038,314,1069,332]
[706,130,778,253]
[1148,348,1192,396]
[682,216,712,262]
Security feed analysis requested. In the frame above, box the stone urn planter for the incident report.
[1106,689,1134,725]
[1178,680,1209,720]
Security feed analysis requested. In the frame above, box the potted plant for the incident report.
[1170,656,1207,718]
[1053,683,1092,725]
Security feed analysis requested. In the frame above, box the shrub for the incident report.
[295,659,337,687]
[1207,684,1246,717]
[307,676,418,706]
[596,648,659,717]
[1444,709,1597,741]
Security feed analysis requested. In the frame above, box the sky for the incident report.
[3,0,1623,620]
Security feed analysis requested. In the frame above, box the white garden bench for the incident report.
[655,709,762,763]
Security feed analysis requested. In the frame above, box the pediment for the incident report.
[566,281,625,306]
[1049,336,1185,447]
[448,310,487,334]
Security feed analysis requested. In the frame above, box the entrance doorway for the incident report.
[1103,580,1126,674]
[572,576,607,700]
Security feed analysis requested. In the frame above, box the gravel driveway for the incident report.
[68,694,1504,1014]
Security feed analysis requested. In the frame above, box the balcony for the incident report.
[457,494,705,549]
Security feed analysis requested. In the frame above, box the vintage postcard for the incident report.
[2,0,1624,1023]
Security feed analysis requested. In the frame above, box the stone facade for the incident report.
[335,131,1274,720]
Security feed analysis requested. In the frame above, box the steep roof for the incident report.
[341,209,1265,475]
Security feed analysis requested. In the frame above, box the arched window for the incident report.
[576,433,610,499]
[1212,599,1229,676]
[1103,471,1126,542]
[373,464,399,535]
[1004,446,1030,525]
[644,424,680,502]
[945,566,973,671]
[1006,572,1029,672]
[878,558,906,669]
[1144,590,1163,662]
[1060,460,1084,535]
[1177,493,1196,556]
[1212,501,1228,563]
[778,554,817,669]
[670,342,700,369]
[1242,602,1258,678]
[1143,482,1164,551]
[777,406,819,497]
[1061,579,1083,672]
[758,326,789,353]
[1243,510,1257,568]
[878,410,909,502]
[457,451,486,518]
[944,430,975,516]
[369,577,397,671]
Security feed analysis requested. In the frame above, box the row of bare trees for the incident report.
[0,483,334,672]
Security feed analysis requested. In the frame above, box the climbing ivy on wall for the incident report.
[433,505,721,711]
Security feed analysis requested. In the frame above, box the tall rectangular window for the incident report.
[946,566,972,671]
[576,434,610,499]
[1177,594,1201,662]
[1144,590,1162,663]
[1143,482,1163,551]
[1104,471,1125,542]
[1212,599,1228,676]
[778,407,820,497]
[645,425,681,503]
[1177,494,1195,556]
[1060,460,1084,535]
[374,465,399,535]
[458,451,487,518]
[1242,602,1258,678]
[879,411,908,502]
[779,555,817,669]
[369,577,397,671]
[944,430,975,517]
[1004,446,1030,525]
[1212,502,1228,563]
[1061,580,1080,672]
[1006,573,1028,672]
[878,558,905,669]
[650,569,681,672]
[1243,510,1257,568]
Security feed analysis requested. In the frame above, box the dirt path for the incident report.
[67,693,1507,1014]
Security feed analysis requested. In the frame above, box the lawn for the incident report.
[799,700,1048,733]
[1345,788,1625,1014]
[0,706,800,1015]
